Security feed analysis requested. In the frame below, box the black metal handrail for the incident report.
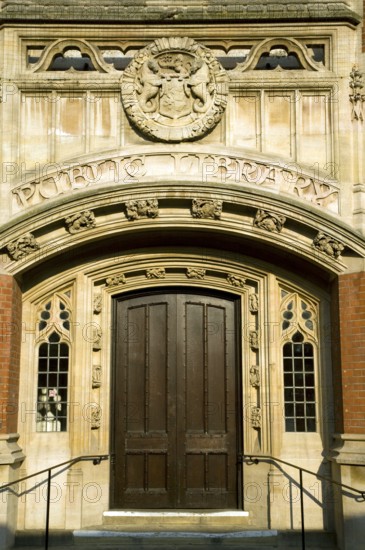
[241,454,365,550]
[0,454,109,550]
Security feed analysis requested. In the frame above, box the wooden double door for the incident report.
[111,289,242,509]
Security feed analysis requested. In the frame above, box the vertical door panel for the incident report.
[112,290,241,509]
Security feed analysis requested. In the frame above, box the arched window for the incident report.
[36,293,71,432]
[281,292,317,433]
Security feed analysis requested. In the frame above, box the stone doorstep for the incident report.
[102,509,250,530]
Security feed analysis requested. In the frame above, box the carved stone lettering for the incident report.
[192,199,222,219]
[186,267,206,279]
[121,37,228,142]
[125,199,159,220]
[146,267,166,279]
[227,273,246,288]
[65,210,96,234]
[313,232,344,259]
[106,274,126,286]
[253,209,286,232]
[7,233,40,260]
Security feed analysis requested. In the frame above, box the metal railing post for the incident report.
[299,468,305,550]
[45,469,51,550]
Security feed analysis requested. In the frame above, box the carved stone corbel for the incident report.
[249,293,259,313]
[191,199,223,220]
[186,267,206,279]
[106,274,126,286]
[65,210,96,234]
[313,232,344,259]
[349,65,365,122]
[125,199,159,220]
[227,273,246,288]
[7,233,40,260]
[249,365,260,388]
[251,407,262,429]
[249,330,259,350]
[146,267,166,279]
[253,209,286,233]
[92,365,102,389]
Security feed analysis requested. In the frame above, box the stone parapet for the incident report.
[0,1,361,24]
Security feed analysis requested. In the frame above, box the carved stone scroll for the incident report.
[191,199,223,220]
[313,232,344,259]
[125,199,159,220]
[186,267,206,279]
[227,273,246,288]
[7,233,40,260]
[253,209,286,233]
[146,267,166,279]
[121,37,228,142]
[65,210,96,234]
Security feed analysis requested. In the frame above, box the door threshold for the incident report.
[104,510,249,517]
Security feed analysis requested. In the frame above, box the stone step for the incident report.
[102,509,250,530]
[13,529,339,549]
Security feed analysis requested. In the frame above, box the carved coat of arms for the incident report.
[121,37,228,142]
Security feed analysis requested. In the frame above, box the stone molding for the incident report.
[0,434,25,465]
[0,2,360,24]
[331,434,365,466]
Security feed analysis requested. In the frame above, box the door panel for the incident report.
[111,290,241,509]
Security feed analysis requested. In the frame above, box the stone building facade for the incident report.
[0,1,364,548]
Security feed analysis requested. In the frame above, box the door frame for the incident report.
[109,286,243,510]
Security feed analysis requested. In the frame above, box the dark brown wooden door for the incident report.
[111,290,241,509]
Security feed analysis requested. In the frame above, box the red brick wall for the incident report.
[337,272,365,434]
[0,274,22,434]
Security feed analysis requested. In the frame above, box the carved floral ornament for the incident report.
[349,65,364,122]
[312,231,344,259]
[121,37,228,142]
[6,233,40,260]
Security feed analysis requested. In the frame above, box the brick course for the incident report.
[336,271,365,434]
[0,274,22,434]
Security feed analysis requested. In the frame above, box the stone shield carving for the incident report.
[121,37,228,142]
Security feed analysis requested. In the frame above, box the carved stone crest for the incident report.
[121,37,228,142]
[65,210,96,234]
[186,267,206,279]
[125,199,159,221]
[7,233,40,260]
[313,232,344,259]
[192,199,222,219]
[253,209,286,233]
[146,267,166,279]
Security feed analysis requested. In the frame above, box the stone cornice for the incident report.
[0,1,361,25]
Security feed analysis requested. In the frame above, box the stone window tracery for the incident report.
[36,292,71,432]
[280,291,317,433]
